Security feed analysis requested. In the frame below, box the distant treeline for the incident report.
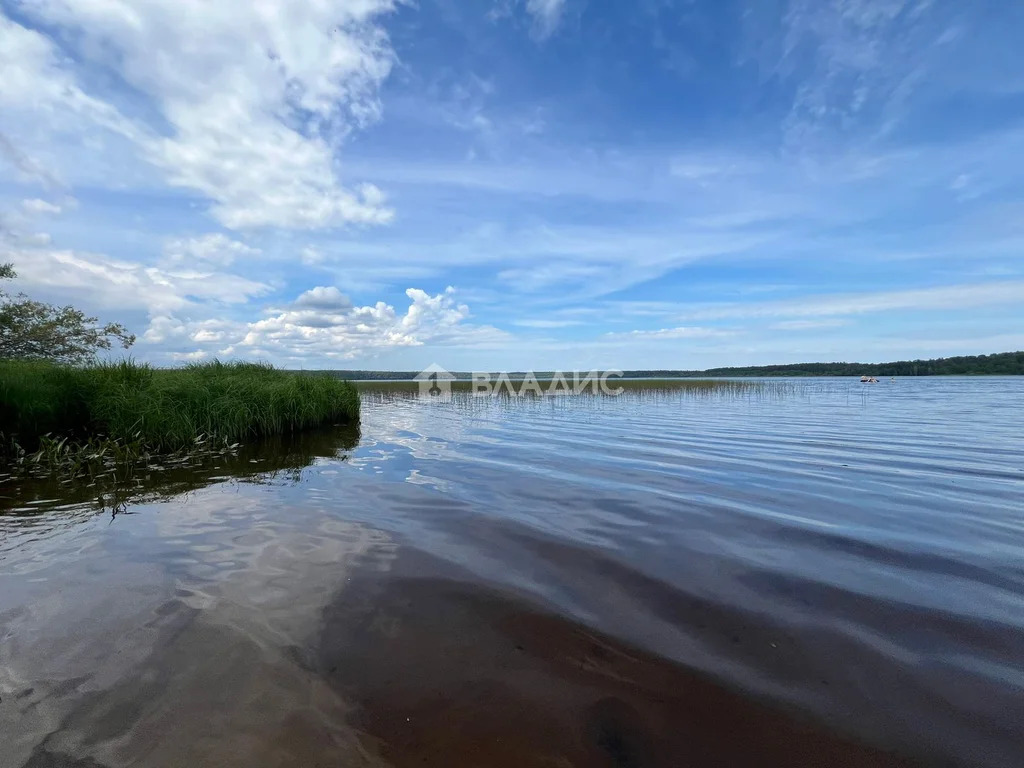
[307,351,1024,380]
[653,351,1024,377]
[314,370,430,380]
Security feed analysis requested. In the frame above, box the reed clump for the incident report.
[0,360,359,471]
[354,378,786,396]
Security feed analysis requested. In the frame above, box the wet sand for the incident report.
[318,554,921,768]
[6,545,927,768]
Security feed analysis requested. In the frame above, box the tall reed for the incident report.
[353,378,786,396]
[0,359,360,458]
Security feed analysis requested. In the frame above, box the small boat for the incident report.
[860,375,879,383]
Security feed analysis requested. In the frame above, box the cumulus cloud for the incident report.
[294,286,354,312]
[3,2,398,229]
[149,285,492,362]
[246,287,462,356]
[143,316,245,346]
[170,350,209,362]
[132,284,509,364]
[142,316,187,344]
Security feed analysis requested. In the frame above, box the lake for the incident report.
[1,378,1022,767]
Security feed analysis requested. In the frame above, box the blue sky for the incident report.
[1,0,1022,370]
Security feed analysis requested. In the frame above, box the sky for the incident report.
[1,0,1022,371]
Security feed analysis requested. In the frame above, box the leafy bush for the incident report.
[1,263,134,364]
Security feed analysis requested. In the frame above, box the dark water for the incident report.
[2,378,1022,767]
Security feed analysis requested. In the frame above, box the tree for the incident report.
[0,263,135,364]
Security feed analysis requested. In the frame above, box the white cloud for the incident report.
[190,318,243,344]
[5,2,398,229]
[483,221,775,300]
[669,156,745,182]
[0,227,53,248]
[608,326,734,341]
[226,285,504,361]
[163,234,261,269]
[170,349,209,362]
[3,2,1019,371]
[294,286,354,311]
[743,0,957,149]
[512,318,583,328]
[525,0,566,39]
[21,198,62,215]
[0,14,137,189]
[401,287,467,330]
[0,14,129,130]
[498,261,607,291]
[143,316,245,345]
[769,318,850,331]
[301,246,325,266]
[675,281,1024,322]
[8,246,271,314]
[143,316,186,344]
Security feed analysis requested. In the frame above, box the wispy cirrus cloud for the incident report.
[8,246,271,315]
[525,0,567,38]
[162,234,260,269]
[769,319,851,331]
[606,326,736,341]
[21,198,62,215]
[672,281,1024,322]
[2,1,398,229]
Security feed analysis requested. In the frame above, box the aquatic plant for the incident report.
[0,360,360,467]
[353,377,788,397]
[1,424,359,517]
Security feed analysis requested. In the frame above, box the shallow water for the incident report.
[1,378,1023,767]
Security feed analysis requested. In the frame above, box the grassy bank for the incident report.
[1,360,359,464]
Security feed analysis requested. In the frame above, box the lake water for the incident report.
[1,378,1022,767]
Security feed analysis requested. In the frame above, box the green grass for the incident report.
[1,360,360,462]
